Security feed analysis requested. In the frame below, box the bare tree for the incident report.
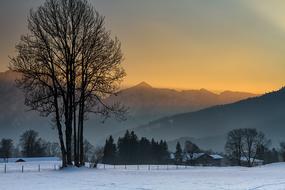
[44,142,61,157]
[83,139,95,162]
[225,128,269,167]
[225,129,243,166]
[241,128,270,167]
[0,139,14,159]
[91,147,104,168]
[10,0,125,167]
[20,130,46,157]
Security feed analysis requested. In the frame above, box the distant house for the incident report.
[183,153,223,166]
[15,159,25,163]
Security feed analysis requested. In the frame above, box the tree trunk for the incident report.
[73,103,79,166]
[78,101,85,166]
[50,57,67,168]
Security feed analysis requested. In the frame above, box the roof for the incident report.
[16,159,25,162]
[210,154,223,160]
[183,153,223,160]
[182,153,224,161]
[192,153,206,159]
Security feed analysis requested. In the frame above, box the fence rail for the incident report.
[96,163,191,171]
[0,162,196,174]
[0,161,61,173]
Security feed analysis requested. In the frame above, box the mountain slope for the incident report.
[106,82,258,125]
[132,88,285,151]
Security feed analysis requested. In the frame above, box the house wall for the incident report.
[194,155,222,166]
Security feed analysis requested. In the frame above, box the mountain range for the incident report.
[131,87,285,152]
[0,70,259,149]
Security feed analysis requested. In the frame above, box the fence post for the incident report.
[104,164,105,169]
[167,164,168,170]
[137,165,139,170]
[125,164,126,169]
[157,165,159,170]
[4,164,6,173]
[54,164,56,170]
[38,164,40,172]
[22,165,24,173]
[148,165,150,171]
[113,164,115,169]
[176,165,178,169]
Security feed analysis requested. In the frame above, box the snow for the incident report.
[191,153,205,159]
[210,154,223,159]
[1,162,285,190]
[241,157,263,163]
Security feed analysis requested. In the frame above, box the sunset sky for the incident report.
[1,0,285,93]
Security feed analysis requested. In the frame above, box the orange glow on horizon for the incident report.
[1,0,285,94]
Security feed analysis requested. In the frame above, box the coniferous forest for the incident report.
[102,131,170,165]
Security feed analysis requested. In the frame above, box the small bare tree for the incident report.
[241,128,270,167]
[0,139,14,159]
[10,0,126,167]
[225,129,243,166]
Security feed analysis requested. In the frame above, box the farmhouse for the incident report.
[183,153,224,166]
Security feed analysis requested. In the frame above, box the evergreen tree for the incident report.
[129,131,139,163]
[103,136,117,164]
[116,130,170,164]
[161,141,170,163]
[280,142,285,161]
[174,142,183,164]
[138,137,151,164]
[117,130,139,164]
[150,138,159,164]
[117,130,131,164]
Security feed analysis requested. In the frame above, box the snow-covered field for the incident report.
[1,162,285,190]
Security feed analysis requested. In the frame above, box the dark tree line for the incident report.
[0,130,61,158]
[102,131,170,165]
[0,129,100,161]
[10,0,126,167]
